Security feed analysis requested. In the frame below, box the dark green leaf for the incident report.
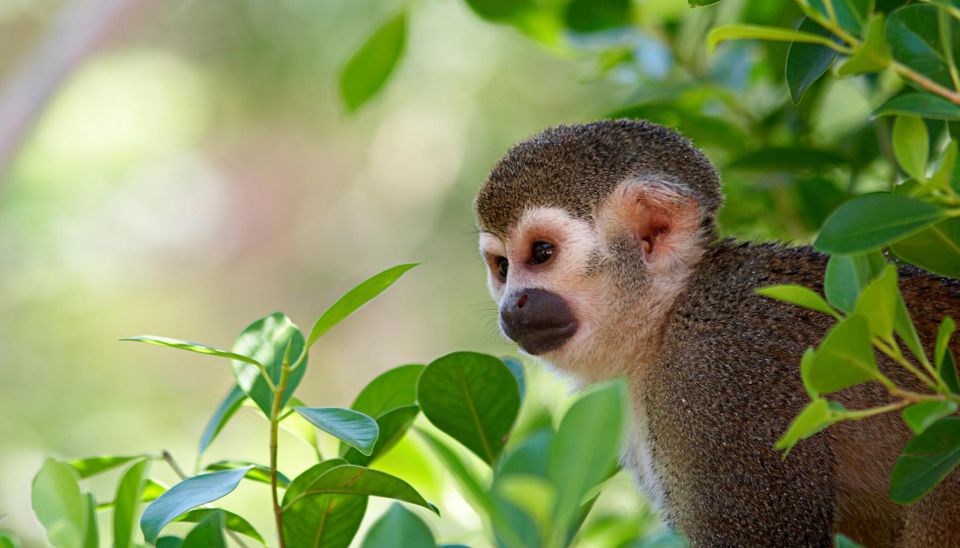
[204,460,290,487]
[887,4,960,88]
[941,349,960,394]
[360,503,435,548]
[287,464,437,515]
[689,0,723,5]
[564,0,632,33]
[32,458,87,548]
[824,252,886,313]
[140,466,252,542]
[889,417,960,503]
[786,18,838,103]
[176,509,264,544]
[198,385,246,457]
[755,285,837,316]
[874,92,960,121]
[839,14,892,75]
[895,292,927,366]
[903,400,958,434]
[343,405,419,465]
[550,381,627,525]
[339,13,407,113]
[776,399,848,454]
[232,312,307,417]
[835,532,865,547]
[296,407,380,456]
[727,147,847,172]
[307,264,417,348]
[891,218,960,278]
[68,455,144,479]
[350,363,424,419]
[814,193,947,254]
[156,537,182,548]
[417,351,521,465]
[113,458,150,548]
[282,459,367,548]
[807,315,878,394]
[181,510,225,548]
[464,0,536,21]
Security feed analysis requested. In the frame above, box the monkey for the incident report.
[473,119,960,547]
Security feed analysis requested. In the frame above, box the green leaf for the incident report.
[176,509,264,544]
[285,464,438,515]
[903,400,959,434]
[755,284,837,316]
[81,493,97,548]
[113,458,150,548]
[786,18,838,103]
[889,417,960,503]
[156,537,182,548]
[824,252,886,313]
[776,399,847,454]
[343,405,419,466]
[282,459,367,548]
[727,147,847,172]
[232,312,307,417]
[887,4,960,89]
[549,380,627,526]
[708,24,843,55]
[937,317,957,368]
[873,92,960,121]
[416,428,496,518]
[120,336,265,368]
[893,116,930,181]
[800,348,820,398]
[360,503,435,548]
[181,510,225,548]
[814,193,947,254]
[564,0,632,33]
[854,264,899,340]
[941,349,960,394]
[296,407,380,456]
[0,532,21,548]
[350,364,424,419]
[99,479,167,510]
[140,466,252,543]
[891,218,960,278]
[198,385,246,458]
[929,142,958,193]
[894,293,927,366]
[280,401,322,461]
[808,315,878,394]
[417,351,521,465]
[68,455,144,479]
[501,357,526,402]
[689,0,723,5]
[204,460,290,487]
[307,264,418,348]
[32,458,87,548]
[807,0,871,35]
[465,0,536,22]
[835,532,865,547]
[339,12,407,113]
[839,14,892,75]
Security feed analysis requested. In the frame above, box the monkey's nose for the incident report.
[500,288,578,355]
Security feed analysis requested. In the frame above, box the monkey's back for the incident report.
[640,240,960,547]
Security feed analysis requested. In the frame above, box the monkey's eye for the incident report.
[496,257,509,280]
[531,241,555,264]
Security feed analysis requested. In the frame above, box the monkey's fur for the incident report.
[474,119,960,547]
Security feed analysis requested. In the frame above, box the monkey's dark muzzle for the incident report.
[500,288,578,355]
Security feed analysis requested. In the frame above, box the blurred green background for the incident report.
[0,0,899,545]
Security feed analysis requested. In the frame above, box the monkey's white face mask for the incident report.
[478,179,705,382]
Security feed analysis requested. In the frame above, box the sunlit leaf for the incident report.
[343,405,419,466]
[198,385,246,458]
[839,15,891,75]
[113,458,150,548]
[32,458,87,548]
[755,284,837,317]
[232,312,307,417]
[82,493,96,548]
[903,400,958,434]
[807,315,878,394]
[416,428,496,517]
[360,503,435,548]
[285,464,438,515]
[68,455,145,479]
[937,317,957,368]
[339,13,407,113]
[814,193,947,254]
[204,460,290,487]
[176,509,264,544]
[296,407,380,456]
[350,364,424,419]
[282,459,367,548]
[121,336,263,368]
[889,417,960,503]
[893,116,929,181]
[708,24,843,55]
[854,264,899,340]
[181,510,225,548]
[776,399,847,454]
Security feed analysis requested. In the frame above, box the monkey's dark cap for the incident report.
[474,119,723,236]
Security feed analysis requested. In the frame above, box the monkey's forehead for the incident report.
[474,119,722,235]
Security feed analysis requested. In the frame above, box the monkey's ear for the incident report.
[603,180,702,263]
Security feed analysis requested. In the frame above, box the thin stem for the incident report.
[844,400,909,420]
[270,358,292,548]
[823,0,837,25]
[874,338,940,391]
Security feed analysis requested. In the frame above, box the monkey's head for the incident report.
[475,119,722,380]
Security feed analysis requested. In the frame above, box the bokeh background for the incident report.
[0,0,895,545]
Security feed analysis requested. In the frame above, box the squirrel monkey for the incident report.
[474,120,960,547]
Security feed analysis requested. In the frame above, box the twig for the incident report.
[269,358,292,548]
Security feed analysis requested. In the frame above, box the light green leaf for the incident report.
[284,464,438,515]
[343,405,419,466]
[891,218,960,278]
[824,252,886,313]
[232,312,307,417]
[873,92,960,120]
[113,458,150,548]
[937,317,957,368]
[786,18,838,103]
[800,348,820,398]
[890,417,960,503]
[176,509,264,544]
[360,503,435,548]
[755,285,837,316]
[465,0,536,22]
[417,352,521,465]
[893,116,929,182]
[0,531,22,548]
[808,315,878,394]
[68,455,144,479]
[282,459,367,548]
[296,407,380,456]
[198,385,246,458]
[181,510,225,548]
[339,12,407,113]
[854,264,899,340]
[814,193,947,254]
[140,466,252,543]
[350,364,424,419]
[839,15,891,75]
[416,428,496,518]
[81,493,96,548]
[708,24,843,55]
[121,336,264,368]
[903,400,958,434]
[203,460,290,487]
[941,349,960,395]
[894,293,927,366]
[776,399,847,454]
[549,380,627,526]
[32,458,87,548]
